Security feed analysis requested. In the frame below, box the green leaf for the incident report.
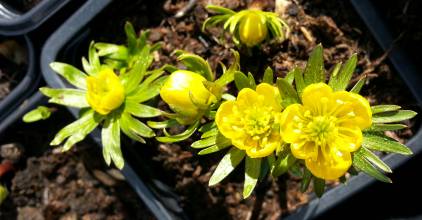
[201,128,218,138]
[199,122,216,133]
[353,150,392,183]
[40,88,89,108]
[234,71,253,90]
[128,75,168,103]
[121,47,152,94]
[120,115,145,144]
[120,113,155,138]
[350,77,366,93]
[50,62,87,89]
[358,147,392,173]
[289,162,303,178]
[371,105,401,114]
[147,119,179,129]
[175,50,214,81]
[263,67,274,84]
[125,22,137,54]
[247,72,256,89]
[300,168,312,192]
[362,133,412,155]
[313,177,325,198]
[372,110,417,123]
[88,41,101,74]
[328,54,357,91]
[51,110,102,151]
[198,142,231,155]
[276,78,300,108]
[156,121,200,143]
[243,157,261,198]
[271,153,297,177]
[209,147,246,186]
[191,136,217,149]
[215,50,240,86]
[23,106,52,122]
[285,68,296,85]
[303,44,325,85]
[206,5,236,15]
[95,43,128,61]
[102,116,124,169]
[125,101,162,118]
[294,68,306,96]
[367,123,407,131]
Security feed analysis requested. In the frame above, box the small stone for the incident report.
[1,143,24,163]
[92,170,116,187]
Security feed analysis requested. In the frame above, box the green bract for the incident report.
[24,22,166,169]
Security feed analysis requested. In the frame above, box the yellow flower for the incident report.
[281,83,372,180]
[216,83,283,158]
[238,10,268,47]
[86,68,125,115]
[160,70,216,125]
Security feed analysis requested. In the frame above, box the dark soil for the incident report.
[0,39,27,101]
[53,0,421,219]
[0,108,155,220]
[1,0,43,12]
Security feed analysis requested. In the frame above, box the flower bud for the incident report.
[160,70,216,125]
[239,10,268,47]
[86,68,125,115]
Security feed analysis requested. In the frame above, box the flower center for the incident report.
[243,106,274,138]
[305,115,338,145]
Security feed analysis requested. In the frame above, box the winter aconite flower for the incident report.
[281,83,372,180]
[216,83,284,158]
[86,68,125,115]
[26,22,165,169]
[203,5,288,47]
[160,70,217,125]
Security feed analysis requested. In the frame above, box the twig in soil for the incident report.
[299,26,314,43]
[174,0,197,18]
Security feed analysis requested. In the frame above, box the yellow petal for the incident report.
[336,125,363,152]
[305,148,352,180]
[247,141,278,158]
[332,91,372,129]
[291,141,317,160]
[86,68,124,115]
[236,88,260,108]
[280,104,304,143]
[215,101,237,139]
[239,10,268,47]
[256,83,282,112]
[301,83,333,115]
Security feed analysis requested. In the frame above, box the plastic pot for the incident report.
[41,1,183,220]
[0,0,71,36]
[285,1,422,219]
[0,35,40,129]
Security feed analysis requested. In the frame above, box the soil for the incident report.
[0,108,155,220]
[1,0,43,12]
[0,39,27,101]
[54,0,420,219]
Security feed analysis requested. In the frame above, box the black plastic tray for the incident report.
[0,35,40,128]
[0,0,71,36]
